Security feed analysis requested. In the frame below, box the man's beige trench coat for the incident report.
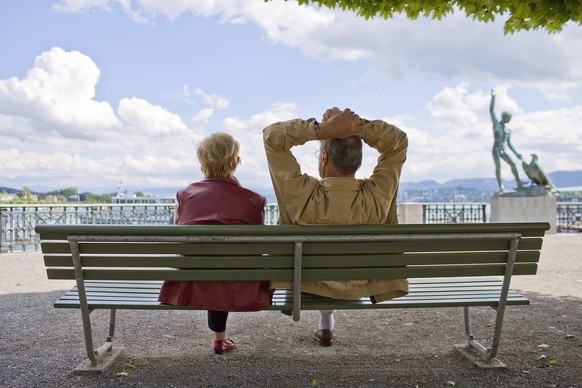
[263,117,409,302]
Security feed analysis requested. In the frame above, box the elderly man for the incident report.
[263,107,408,346]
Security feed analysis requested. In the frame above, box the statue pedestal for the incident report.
[490,194,556,233]
[398,202,423,224]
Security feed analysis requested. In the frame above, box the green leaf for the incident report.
[268,0,582,34]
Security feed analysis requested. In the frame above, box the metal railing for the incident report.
[0,204,175,253]
[556,202,582,233]
[423,203,488,224]
[0,203,280,253]
[2,202,580,253]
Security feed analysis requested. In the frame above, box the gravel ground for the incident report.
[1,233,580,387]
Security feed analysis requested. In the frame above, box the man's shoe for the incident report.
[213,338,236,354]
[313,329,334,347]
[281,309,293,316]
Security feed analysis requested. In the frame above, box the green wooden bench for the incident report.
[36,222,549,371]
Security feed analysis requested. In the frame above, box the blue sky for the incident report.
[1,0,581,195]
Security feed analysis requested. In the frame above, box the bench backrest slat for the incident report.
[45,262,538,281]
[40,236,545,256]
[42,250,540,268]
[35,223,549,241]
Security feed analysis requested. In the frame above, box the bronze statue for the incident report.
[489,90,528,192]
[522,154,557,190]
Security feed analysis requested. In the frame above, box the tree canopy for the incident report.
[277,0,582,34]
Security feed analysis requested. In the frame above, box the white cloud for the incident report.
[49,1,582,93]
[0,47,210,191]
[192,108,214,126]
[118,97,190,136]
[53,0,110,13]
[0,47,120,140]
[0,148,111,187]
[194,88,229,110]
[221,103,301,189]
[427,84,487,131]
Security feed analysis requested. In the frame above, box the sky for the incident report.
[1,0,581,196]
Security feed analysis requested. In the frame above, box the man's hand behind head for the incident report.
[318,108,367,140]
[322,107,341,122]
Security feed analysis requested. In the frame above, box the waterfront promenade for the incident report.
[1,233,580,387]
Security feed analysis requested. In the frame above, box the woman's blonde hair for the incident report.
[197,132,240,177]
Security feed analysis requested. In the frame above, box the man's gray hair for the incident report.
[321,136,363,175]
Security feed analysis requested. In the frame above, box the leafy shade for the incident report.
[274,0,582,34]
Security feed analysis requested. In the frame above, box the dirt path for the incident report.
[1,234,580,387]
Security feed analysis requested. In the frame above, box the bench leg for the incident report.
[78,305,116,368]
[108,308,116,342]
[463,236,519,365]
[74,307,121,372]
[69,238,122,371]
[463,306,504,362]
[90,309,117,364]
[94,308,117,359]
[79,304,98,366]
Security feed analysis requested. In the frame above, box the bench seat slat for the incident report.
[76,284,511,294]
[53,289,531,310]
[53,277,530,310]
[68,281,512,297]
[61,290,526,303]
[62,278,512,288]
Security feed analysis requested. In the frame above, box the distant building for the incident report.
[0,193,16,201]
[110,195,175,204]
[556,187,582,202]
[44,195,67,202]
[79,192,92,201]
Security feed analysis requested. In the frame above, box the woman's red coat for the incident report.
[158,176,272,311]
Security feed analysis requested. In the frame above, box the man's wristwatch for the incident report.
[313,120,321,139]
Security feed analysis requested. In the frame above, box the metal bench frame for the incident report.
[65,232,518,368]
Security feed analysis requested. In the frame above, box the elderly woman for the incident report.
[158,132,271,354]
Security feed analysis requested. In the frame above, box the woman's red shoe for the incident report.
[213,338,236,354]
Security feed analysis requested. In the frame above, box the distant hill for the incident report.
[547,170,582,188]
[401,170,581,191]
[0,187,19,194]
[2,170,580,202]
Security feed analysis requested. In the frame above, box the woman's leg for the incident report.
[208,310,235,353]
[208,310,229,338]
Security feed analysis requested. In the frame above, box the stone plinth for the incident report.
[490,194,556,233]
[398,202,423,224]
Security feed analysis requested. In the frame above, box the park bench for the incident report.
[36,221,549,371]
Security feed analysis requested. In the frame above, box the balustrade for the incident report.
[557,202,582,233]
[0,203,280,253]
[1,202,579,253]
[423,203,488,224]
